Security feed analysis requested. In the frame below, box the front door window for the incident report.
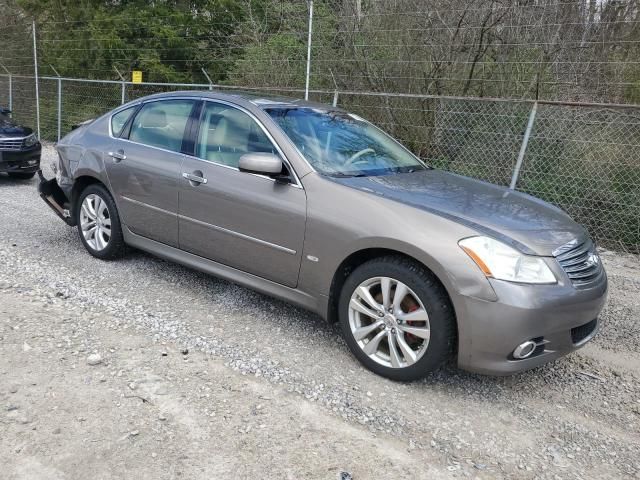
[196,102,277,168]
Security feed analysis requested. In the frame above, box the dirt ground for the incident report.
[1,291,451,480]
[1,148,639,479]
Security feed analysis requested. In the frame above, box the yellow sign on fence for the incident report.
[132,71,143,84]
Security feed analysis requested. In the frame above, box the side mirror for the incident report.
[239,153,288,182]
[0,107,11,115]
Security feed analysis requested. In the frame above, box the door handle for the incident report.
[182,172,208,185]
[108,150,127,162]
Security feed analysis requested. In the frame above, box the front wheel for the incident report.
[76,183,126,260]
[338,256,456,381]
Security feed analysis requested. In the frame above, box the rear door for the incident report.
[105,99,196,247]
[178,100,307,287]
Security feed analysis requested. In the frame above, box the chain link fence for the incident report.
[1,74,638,253]
[1,1,639,252]
[518,104,640,251]
[337,92,640,251]
[0,75,36,132]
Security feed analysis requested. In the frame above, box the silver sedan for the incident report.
[38,91,607,381]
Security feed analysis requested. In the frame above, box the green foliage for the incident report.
[624,80,640,104]
[16,0,245,82]
[224,0,339,90]
[226,33,306,88]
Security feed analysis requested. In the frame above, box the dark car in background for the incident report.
[0,107,41,179]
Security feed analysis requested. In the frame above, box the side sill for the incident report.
[122,225,327,319]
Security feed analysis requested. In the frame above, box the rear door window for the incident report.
[129,100,196,153]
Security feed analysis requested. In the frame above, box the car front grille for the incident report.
[554,238,603,287]
[0,138,25,151]
[571,318,598,345]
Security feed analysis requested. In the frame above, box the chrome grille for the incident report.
[0,137,25,151]
[555,238,603,286]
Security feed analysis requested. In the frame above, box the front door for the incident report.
[105,99,196,247]
[178,101,306,287]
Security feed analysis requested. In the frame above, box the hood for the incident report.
[332,169,587,256]
[0,114,32,137]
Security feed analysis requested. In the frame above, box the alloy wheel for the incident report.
[80,193,111,251]
[348,276,431,368]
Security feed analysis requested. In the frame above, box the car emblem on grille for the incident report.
[586,252,600,266]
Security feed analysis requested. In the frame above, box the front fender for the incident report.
[297,174,497,303]
[335,235,498,304]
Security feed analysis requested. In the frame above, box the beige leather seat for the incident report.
[205,109,252,168]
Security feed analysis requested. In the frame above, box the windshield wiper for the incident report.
[329,172,368,178]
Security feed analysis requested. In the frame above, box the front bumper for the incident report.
[456,271,608,375]
[0,144,42,173]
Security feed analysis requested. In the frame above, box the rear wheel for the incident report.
[76,184,126,260]
[8,172,36,180]
[338,256,455,381]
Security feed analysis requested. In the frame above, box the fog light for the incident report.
[27,160,38,165]
[513,340,537,359]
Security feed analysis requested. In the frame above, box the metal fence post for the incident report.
[50,65,62,142]
[329,69,338,107]
[114,67,126,104]
[201,68,213,90]
[0,64,12,114]
[304,0,314,101]
[32,21,41,139]
[509,102,538,190]
[57,78,62,141]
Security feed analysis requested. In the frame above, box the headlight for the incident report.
[459,236,556,284]
[23,133,38,148]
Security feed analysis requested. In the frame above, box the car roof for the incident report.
[134,89,341,112]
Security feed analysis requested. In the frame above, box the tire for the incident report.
[338,256,456,381]
[8,171,36,180]
[75,183,126,260]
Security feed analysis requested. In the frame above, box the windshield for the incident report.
[265,107,426,177]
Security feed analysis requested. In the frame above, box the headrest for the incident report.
[141,109,168,128]
[209,109,251,150]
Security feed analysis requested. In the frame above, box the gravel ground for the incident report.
[1,145,639,479]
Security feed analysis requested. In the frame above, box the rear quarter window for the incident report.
[110,107,136,137]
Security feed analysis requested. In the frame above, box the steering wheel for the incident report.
[345,148,375,168]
